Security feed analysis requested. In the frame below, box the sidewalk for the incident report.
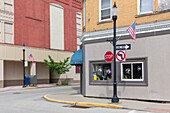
[0,83,79,92]
[44,90,170,113]
[1,84,170,112]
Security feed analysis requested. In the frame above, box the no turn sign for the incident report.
[116,50,126,62]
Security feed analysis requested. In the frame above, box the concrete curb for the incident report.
[22,87,37,89]
[44,95,123,109]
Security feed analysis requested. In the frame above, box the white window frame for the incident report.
[99,0,111,22]
[121,62,144,81]
[83,0,85,26]
[137,0,153,15]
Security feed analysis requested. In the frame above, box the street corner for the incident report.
[43,95,123,109]
[44,95,76,104]
[75,102,123,109]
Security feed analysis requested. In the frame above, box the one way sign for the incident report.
[116,44,131,50]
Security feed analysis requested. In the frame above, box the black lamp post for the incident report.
[111,2,119,103]
[23,44,26,88]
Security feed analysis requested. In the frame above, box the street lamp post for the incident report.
[112,2,119,103]
[23,44,26,88]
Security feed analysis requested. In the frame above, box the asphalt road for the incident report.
[0,86,157,113]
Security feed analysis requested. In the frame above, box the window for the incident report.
[0,0,14,12]
[121,62,144,81]
[89,60,113,85]
[4,22,13,44]
[76,66,81,74]
[50,3,64,50]
[117,58,148,86]
[158,0,170,11]
[99,0,111,21]
[0,22,14,44]
[76,12,82,50]
[137,0,153,14]
[93,63,111,80]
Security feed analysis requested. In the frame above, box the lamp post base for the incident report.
[112,96,119,103]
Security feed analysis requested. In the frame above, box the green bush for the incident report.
[44,55,71,74]
[61,83,69,85]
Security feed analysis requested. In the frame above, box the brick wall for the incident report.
[83,0,170,32]
[14,0,82,52]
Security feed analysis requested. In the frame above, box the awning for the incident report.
[70,49,83,65]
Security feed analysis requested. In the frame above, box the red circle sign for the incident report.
[116,51,126,61]
[104,51,113,62]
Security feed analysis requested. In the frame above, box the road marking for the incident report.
[128,110,136,113]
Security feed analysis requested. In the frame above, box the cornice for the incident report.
[81,20,170,42]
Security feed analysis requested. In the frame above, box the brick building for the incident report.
[0,0,82,87]
[81,0,170,101]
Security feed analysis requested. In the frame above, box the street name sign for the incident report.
[116,44,131,50]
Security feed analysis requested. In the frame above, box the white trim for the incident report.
[50,3,64,9]
[80,20,170,41]
[99,0,101,21]
[121,62,144,81]
[99,0,111,22]
[137,0,154,15]
[83,0,86,26]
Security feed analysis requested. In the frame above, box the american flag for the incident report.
[29,54,34,62]
[127,21,136,42]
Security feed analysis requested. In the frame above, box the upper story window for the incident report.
[50,3,64,50]
[158,0,170,11]
[99,0,111,21]
[0,0,14,12]
[137,0,153,14]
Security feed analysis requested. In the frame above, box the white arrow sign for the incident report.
[116,44,131,50]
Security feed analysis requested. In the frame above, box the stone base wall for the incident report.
[50,78,80,84]
[4,79,50,87]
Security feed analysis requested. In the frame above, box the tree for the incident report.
[44,55,71,74]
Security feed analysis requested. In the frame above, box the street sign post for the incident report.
[116,44,131,50]
[104,51,113,62]
[116,50,126,62]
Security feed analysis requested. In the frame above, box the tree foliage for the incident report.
[44,55,71,74]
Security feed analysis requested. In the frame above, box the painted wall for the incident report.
[14,0,82,52]
[0,44,73,62]
[84,34,170,101]
[37,62,49,83]
[83,0,170,32]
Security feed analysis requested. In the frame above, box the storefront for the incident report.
[81,20,170,101]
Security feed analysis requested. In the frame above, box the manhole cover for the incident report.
[70,105,91,109]
[13,92,21,94]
